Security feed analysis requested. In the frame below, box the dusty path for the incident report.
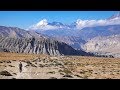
[15,62,32,79]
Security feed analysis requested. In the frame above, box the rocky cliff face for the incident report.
[0,26,45,38]
[83,35,120,58]
[77,25,120,41]
[51,36,86,50]
[0,26,89,56]
[0,37,86,55]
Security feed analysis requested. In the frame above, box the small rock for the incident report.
[0,71,12,76]
[9,65,15,67]
[12,78,16,79]
[6,61,11,63]
[49,77,57,79]
[63,75,73,78]
[0,61,3,63]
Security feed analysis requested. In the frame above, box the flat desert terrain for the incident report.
[0,52,120,79]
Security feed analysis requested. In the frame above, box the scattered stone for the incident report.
[63,75,73,78]
[6,61,11,63]
[74,74,83,78]
[47,71,55,74]
[60,72,64,75]
[12,78,16,79]
[62,69,72,75]
[9,65,15,67]
[13,73,17,75]
[0,61,3,63]
[49,77,57,79]
[39,64,44,67]
[25,65,29,67]
[60,78,68,79]
[32,59,38,62]
[26,61,37,67]
[0,71,12,76]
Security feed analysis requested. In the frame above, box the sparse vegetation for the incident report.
[26,61,37,67]
[47,71,55,74]
[0,52,120,79]
[39,64,44,67]
[0,52,43,61]
[59,68,72,75]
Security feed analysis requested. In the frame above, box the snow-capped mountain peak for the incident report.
[29,19,59,30]
[49,22,64,26]
[36,19,48,26]
[28,12,120,31]
[29,19,71,30]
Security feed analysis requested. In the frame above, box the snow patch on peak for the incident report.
[28,12,120,31]
[28,19,60,30]
[36,19,48,26]
[28,19,70,31]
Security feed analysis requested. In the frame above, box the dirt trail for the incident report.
[15,62,32,79]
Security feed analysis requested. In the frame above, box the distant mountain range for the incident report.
[28,12,120,57]
[83,34,120,58]
[0,12,120,57]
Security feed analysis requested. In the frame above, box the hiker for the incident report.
[19,61,22,73]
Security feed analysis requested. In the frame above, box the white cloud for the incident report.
[76,17,120,29]
[28,17,120,31]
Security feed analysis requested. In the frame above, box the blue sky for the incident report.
[0,11,117,29]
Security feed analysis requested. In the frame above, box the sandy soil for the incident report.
[0,52,120,79]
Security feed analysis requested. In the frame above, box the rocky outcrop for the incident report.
[51,36,86,50]
[0,37,90,56]
[83,35,120,58]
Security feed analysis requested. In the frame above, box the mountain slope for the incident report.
[0,26,89,56]
[77,25,120,40]
[52,36,86,50]
[28,12,120,50]
[83,35,120,58]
